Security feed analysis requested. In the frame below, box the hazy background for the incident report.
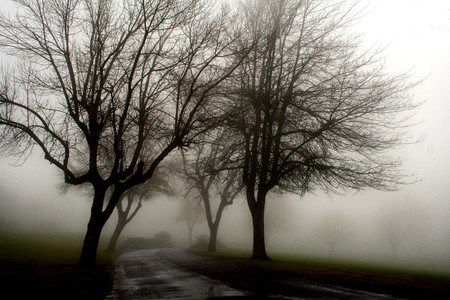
[1,0,449,273]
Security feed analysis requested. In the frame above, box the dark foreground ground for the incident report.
[0,232,114,299]
[0,231,449,299]
[0,261,113,299]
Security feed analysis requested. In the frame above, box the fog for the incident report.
[1,0,449,274]
[1,154,449,273]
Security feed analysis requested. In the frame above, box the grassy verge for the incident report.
[0,231,114,299]
[190,248,450,298]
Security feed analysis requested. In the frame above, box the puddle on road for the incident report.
[106,249,246,299]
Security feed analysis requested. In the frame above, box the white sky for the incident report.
[353,0,450,200]
[0,0,449,266]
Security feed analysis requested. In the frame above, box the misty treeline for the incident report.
[0,0,418,267]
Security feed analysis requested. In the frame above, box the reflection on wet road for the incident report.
[106,248,402,299]
[105,249,246,299]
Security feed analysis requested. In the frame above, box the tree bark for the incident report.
[250,206,269,260]
[208,223,219,252]
[249,190,270,260]
[79,218,105,268]
[79,187,120,268]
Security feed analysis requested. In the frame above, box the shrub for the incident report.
[121,231,174,250]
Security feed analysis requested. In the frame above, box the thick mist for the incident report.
[0,0,449,276]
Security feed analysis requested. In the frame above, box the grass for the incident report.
[0,230,114,299]
[190,248,450,298]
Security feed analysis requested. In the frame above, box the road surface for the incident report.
[105,249,245,299]
[105,248,401,299]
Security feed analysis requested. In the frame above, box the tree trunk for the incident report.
[106,218,127,252]
[247,188,270,260]
[188,223,194,247]
[79,218,105,268]
[250,205,269,260]
[207,199,227,253]
[79,187,111,268]
[208,223,219,252]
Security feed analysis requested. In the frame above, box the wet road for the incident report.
[105,249,245,299]
[105,248,399,299]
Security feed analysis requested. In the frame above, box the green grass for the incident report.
[0,231,114,299]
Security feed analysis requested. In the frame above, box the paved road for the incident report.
[105,249,245,299]
[105,248,400,299]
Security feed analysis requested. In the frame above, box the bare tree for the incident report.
[379,200,424,258]
[316,211,352,257]
[176,195,203,247]
[0,0,246,267]
[225,0,419,259]
[180,130,243,252]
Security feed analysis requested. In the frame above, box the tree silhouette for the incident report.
[176,196,203,247]
[379,200,424,258]
[225,0,419,259]
[316,211,352,257]
[180,130,243,252]
[0,0,246,267]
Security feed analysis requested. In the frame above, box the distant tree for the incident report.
[0,0,247,267]
[316,211,352,257]
[176,196,203,247]
[379,200,424,258]
[180,130,243,252]
[225,0,419,259]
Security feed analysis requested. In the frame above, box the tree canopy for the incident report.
[223,0,418,259]
[0,0,419,264]
[0,0,246,266]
